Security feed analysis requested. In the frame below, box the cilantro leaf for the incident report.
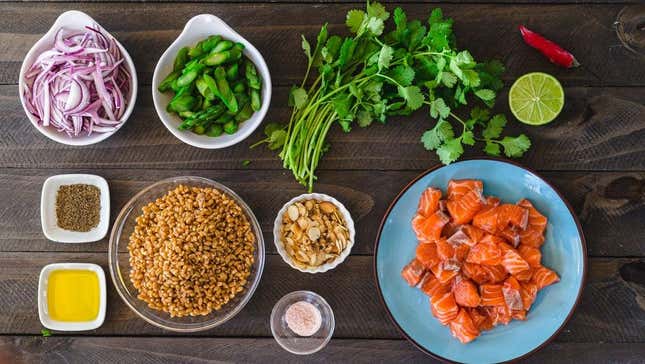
[437,138,463,164]
[268,130,287,150]
[463,69,480,87]
[321,36,342,63]
[482,114,507,139]
[470,107,490,122]
[393,7,407,41]
[41,329,52,337]
[398,85,424,110]
[484,141,501,156]
[367,17,385,36]
[264,123,283,137]
[461,130,475,146]
[454,51,475,68]
[377,45,393,70]
[421,120,454,150]
[332,93,352,119]
[430,98,450,119]
[475,89,495,102]
[346,10,366,34]
[242,160,251,166]
[499,134,531,158]
[337,38,356,67]
[429,8,443,25]
[357,109,373,127]
[367,2,389,21]
[289,87,308,109]
[301,36,312,62]
[390,65,415,86]
[440,71,457,87]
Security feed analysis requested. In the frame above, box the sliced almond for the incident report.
[287,205,299,221]
[319,201,336,214]
[307,227,321,241]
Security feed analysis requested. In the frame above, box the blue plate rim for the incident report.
[372,157,588,363]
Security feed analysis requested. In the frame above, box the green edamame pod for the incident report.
[203,52,229,66]
[250,89,261,112]
[169,94,197,113]
[245,61,261,90]
[212,40,234,54]
[158,70,180,92]
[232,82,246,93]
[215,113,234,124]
[201,35,222,53]
[223,120,238,134]
[173,47,190,71]
[226,63,239,81]
[214,67,238,113]
[193,125,206,135]
[178,111,195,119]
[235,103,253,122]
[206,124,223,137]
[195,77,215,100]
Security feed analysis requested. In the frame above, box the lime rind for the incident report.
[509,72,564,126]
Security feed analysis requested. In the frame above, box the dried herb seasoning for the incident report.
[55,184,101,232]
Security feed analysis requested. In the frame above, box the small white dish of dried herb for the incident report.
[41,174,110,243]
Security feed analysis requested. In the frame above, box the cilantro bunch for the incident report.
[254,2,530,191]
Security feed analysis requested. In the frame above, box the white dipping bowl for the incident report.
[18,10,138,146]
[273,193,355,274]
[152,14,272,149]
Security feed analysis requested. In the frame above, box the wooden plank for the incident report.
[1,337,644,364]
[0,253,643,343]
[1,4,644,86]
[0,169,643,257]
[2,85,644,171]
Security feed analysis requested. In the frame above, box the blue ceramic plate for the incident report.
[374,159,586,363]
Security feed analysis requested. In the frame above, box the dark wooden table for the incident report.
[1,1,644,363]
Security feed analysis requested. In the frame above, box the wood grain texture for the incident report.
[0,253,643,343]
[2,86,644,171]
[1,338,644,364]
[0,169,643,256]
[1,4,644,86]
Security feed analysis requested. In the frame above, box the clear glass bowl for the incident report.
[108,176,265,332]
[270,291,335,355]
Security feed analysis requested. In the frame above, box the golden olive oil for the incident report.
[47,269,99,322]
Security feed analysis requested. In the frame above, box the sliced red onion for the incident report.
[23,24,131,137]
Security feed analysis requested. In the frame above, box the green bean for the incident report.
[215,113,234,124]
[203,52,229,66]
[235,103,253,122]
[226,63,239,81]
[201,35,222,53]
[250,89,261,111]
[169,94,197,113]
[223,120,238,134]
[245,61,261,90]
[214,67,238,113]
[173,47,190,71]
[178,104,226,130]
[177,68,201,88]
[228,48,242,63]
[201,97,212,111]
[206,124,224,137]
[232,82,246,93]
[195,76,215,100]
[212,40,234,53]
[234,42,245,51]
[193,125,206,135]
[158,70,180,92]
[188,40,205,58]
[179,111,195,118]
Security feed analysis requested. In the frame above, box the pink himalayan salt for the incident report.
[284,301,322,337]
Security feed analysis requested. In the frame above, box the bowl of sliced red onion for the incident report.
[19,10,137,146]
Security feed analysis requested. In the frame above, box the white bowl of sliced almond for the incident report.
[273,193,355,274]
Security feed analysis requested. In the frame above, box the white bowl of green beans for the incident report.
[152,14,271,149]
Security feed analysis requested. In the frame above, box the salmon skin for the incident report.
[402,179,558,343]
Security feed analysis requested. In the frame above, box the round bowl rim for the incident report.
[18,10,138,146]
[269,290,335,355]
[151,13,272,149]
[372,157,588,363]
[272,193,355,274]
[108,176,265,332]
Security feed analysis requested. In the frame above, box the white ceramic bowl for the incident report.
[38,263,107,331]
[18,10,138,146]
[273,193,355,273]
[41,174,110,243]
[152,14,272,149]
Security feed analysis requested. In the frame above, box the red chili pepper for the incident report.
[519,25,579,68]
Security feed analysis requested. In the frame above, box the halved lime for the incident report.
[508,72,564,125]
